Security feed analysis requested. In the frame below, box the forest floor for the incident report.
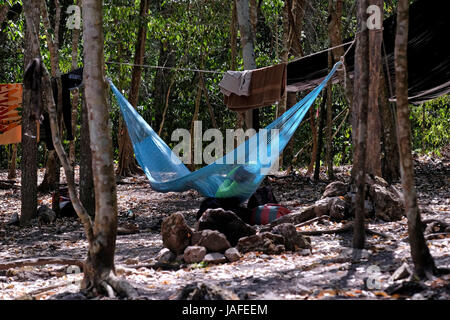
[0,149,449,300]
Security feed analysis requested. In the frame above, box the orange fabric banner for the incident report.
[0,84,22,145]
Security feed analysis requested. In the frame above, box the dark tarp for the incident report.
[286,0,450,105]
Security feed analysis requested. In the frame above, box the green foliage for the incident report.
[0,0,448,172]
[410,95,450,156]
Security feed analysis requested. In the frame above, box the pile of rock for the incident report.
[320,175,405,222]
[266,175,405,229]
[160,209,312,265]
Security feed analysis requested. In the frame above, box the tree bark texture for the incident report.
[366,0,383,177]
[79,88,95,217]
[82,0,121,293]
[352,0,370,249]
[394,0,437,278]
[236,0,257,131]
[20,0,40,225]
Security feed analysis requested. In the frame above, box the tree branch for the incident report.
[0,256,84,271]
[41,64,94,243]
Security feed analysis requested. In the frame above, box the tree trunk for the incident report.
[116,0,149,177]
[152,43,175,138]
[306,105,317,176]
[81,0,131,296]
[158,77,175,136]
[20,0,40,225]
[394,0,437,278]
[289,0,306,57]
[276,0,290,167]
[7,144,17,179]
[328,0,353,106]
[352,0,370,250]
[285,91,297,171]
[366,0,383,177]
[230,0,238,71]
[236,0,257,131]
[79,88,95,217]
[314,92,327,181]
[189,75,202,171]
[379,70,400,182]
[325,52,334,180]
[82,0,117,266]
[39,0,62,205]
[0,4,9,28]
[69,0,81,173]
[199,74,218,129]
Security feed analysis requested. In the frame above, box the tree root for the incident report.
[125,262,181,271]
[0,256,84,271]
[295,215,330,228]
[425,232,450,240]
[297,222,392,239]
[297,222,354,235]
[422,219,450,227]
[104,273,139,299]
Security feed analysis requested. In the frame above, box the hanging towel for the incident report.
[219,70,252,96]
[0,84,23,145]
[224,63,287,112]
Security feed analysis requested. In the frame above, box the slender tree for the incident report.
[81,0,134,295]
[0,4,9,28]
[20,0,40,225]
[79,87,95,217]
[69,0,81,170]
[366,0,383,177]
[394,0,437,278]
[352,0,370,249]
[39,0,63,198]
[236,0,257,131]
[116,0,149,177]
[230,0,238,71]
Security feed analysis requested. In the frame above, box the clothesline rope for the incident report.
[105,61,225,75]
[106,40,357,75]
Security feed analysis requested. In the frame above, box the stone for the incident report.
[161,213,193,254]
[183,246,207,263]
[224,247,242,262]
[272,223,311,251]
[171,282,239,300]
[203,252,227,264]
[197,208,256,246]
[385,281,427,296]
[190,231,202,246]
[156,248,176,264]
[197,229,231,253]
[322,181,348,198]
[237,232,285,255]
[49,292,87,300]
[389,262,412,283]
[6,213,20,226]
[369,184,404,221]
[313,197,334,217]
[329,197,349,221]
[37,205,57,224]
[365,174,389,188]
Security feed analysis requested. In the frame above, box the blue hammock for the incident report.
[110,61,342,202]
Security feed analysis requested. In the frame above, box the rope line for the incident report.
[105,61,224,75]
[106,40,358,74]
